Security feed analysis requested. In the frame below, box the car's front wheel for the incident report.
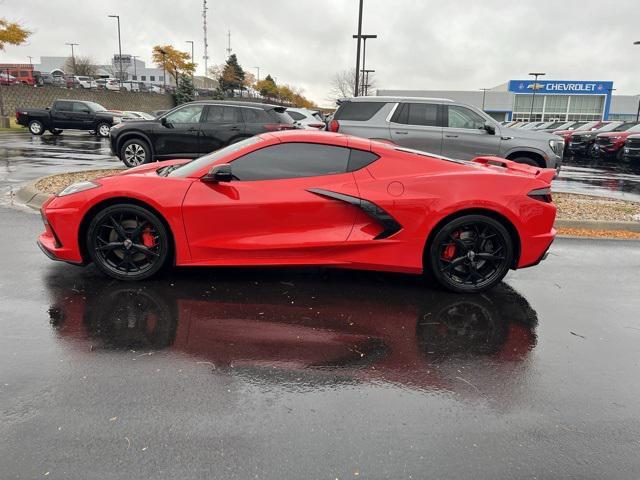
[96,122,111,137]
[86,204,170,281]
[120,138,151,168]
[28,120,44,135]
[427,215,514,293]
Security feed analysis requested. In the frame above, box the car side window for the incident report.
[230,143,350,181]
[391,103,439,127]
[204,105,241,123]
[241,108,273,124]
[447,105,486,130]
[73,102,88,112]
[56,101,73,111]
[165,105,205,124]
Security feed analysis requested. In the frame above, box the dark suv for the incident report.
[110,101,295,167]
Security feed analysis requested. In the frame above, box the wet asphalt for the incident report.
[1,130,640,478]
[1,130,640,203]
[1,205,640,479]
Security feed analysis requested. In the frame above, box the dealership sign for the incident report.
[508,80,614,95]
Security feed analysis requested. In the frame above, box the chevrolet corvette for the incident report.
[38,130,556,293]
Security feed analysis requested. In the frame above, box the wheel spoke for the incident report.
[109,216,127,240]
[132,244,159,258]
[450,235,469,252]
[476,252,505,262]
[440,256,465,272]
[96,241,124,252]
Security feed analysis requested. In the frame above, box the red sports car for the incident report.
[38,131,556,293]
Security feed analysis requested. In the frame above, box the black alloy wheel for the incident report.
[87,204,169,281]
[428,215,514,293]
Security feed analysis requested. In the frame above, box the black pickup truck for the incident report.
[15,99,122,137]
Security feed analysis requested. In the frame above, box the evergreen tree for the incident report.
[218,54,245,95]
[175,73,195,104]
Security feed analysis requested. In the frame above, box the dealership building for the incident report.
[378,79,640,122]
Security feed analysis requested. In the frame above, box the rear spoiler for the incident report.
[472,156,555,183]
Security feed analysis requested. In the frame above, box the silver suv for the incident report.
[329,96,563,171]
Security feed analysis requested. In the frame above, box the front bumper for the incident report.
[623,146,640,160]
[567,142,590,155]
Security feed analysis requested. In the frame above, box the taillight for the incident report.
[308,123,325,129]
[264,123,295,131]
[328,120,340,132]
[15,110,20,121]
[528,187,552,203]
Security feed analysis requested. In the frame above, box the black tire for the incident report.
[51,129,63,136]
[86,204,170,281]
[510,156,539,167]
[96,122,111,138]
[28,120,45,135]
[587,144,597,158]
[120,138,151,168]
[427,214,514,293]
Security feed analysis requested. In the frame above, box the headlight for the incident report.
[111,122,126,129]
[57,181,100,197]
[549,139,564,155]
[113,116,122,124]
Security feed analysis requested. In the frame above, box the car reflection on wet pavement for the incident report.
[48,271,537,403]
[555,156,640,202]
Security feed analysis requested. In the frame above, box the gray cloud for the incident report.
[3,0,639,106]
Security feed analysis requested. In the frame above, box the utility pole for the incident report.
[353,0,363,97]
[528,72,545,122]
[186,40,195,76]
[27,56,33,66]
[159,48,167,92]
[253,66,260,82]
[108,15,123,82]
[479,88,490,111]
[226,30,232,57]
[65,42,78,75]
[202,0,209,75]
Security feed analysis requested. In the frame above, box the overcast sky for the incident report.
[3,0,640,106]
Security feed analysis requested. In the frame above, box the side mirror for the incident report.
[203,164,233,183]
[484,122,496,135]
[160,117,169,127]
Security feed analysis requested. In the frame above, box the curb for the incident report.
[13,173,640,234]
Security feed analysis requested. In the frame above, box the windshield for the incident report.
[168,136,264,177]
[85,101,106,112]
[612,123,637,132]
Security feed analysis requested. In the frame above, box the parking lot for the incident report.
[2,131,640,204]
[0,130,640,478]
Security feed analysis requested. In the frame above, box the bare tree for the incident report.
[64,55,97,76]
[327,68,376,104]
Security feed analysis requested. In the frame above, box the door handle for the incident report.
[186,127,198,132]
[445,134,459,138]
[394,131,408,135]
[229,126,241,131]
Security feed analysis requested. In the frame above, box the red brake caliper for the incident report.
[141,226,155,248]
[442,231,459,260]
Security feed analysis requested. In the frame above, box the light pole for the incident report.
[27,56,33,66]
[634,42,640,121]
[131,55,138,80]
[65,42,78,75]
[479,88,490,111]
[158,48,167,92]
[253,66,260,83]
[528,72,545,122]
[353,0,363,96]
[186,40,194,76]
[353,34,377,95]
[108,15,123,82]
[362,69,375,96]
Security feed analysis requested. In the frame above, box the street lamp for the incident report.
[353,33,377,96]
[65,43,78,75]
[253,66,260,83]
[186,40,194,76]
[528,72,546,122]
[108,15,123,82]
[634,42,640,120]
[362,69,375,96]
[479,88,490,111]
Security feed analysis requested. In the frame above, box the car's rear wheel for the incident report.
[121,138,151,168]
[96,122,111,137]
[427,215,514,293]
[28,120,44,135]
[87,204,169,281]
